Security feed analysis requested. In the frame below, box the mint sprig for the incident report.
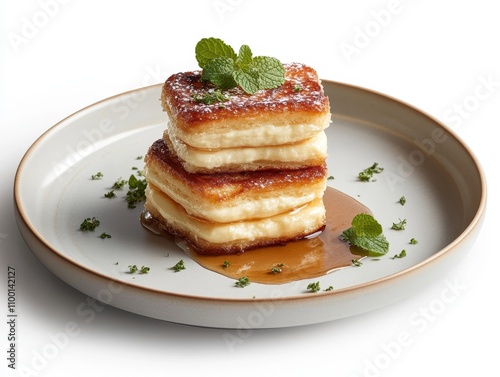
[195,38,286,95]
[340,213,389,257]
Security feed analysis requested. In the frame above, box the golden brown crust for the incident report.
[144,138,327,205]
[161,63,330,133]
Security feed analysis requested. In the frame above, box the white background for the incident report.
[1,0,498,376]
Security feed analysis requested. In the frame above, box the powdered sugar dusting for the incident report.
[162,63,330,124]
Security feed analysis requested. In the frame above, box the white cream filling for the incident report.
[166,131,327,170]
[146,185,325,243]
[168,118,330,149]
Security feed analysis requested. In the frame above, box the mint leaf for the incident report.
[351,213,383,238]
[235,44,253,69]
[194,38,286,94]
[251,56,286,89]
[201,57,237,89]
[349,233,389,257]
[340,214,389,257]
[195,38,237,68]
[233,68,260,94]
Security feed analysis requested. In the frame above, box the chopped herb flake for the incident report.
[80,217,100,231]
[352,259,363,267]
[112,178,127,190]
[358,163,384,182]
[191,89,230,105]
[271,264,283,274]
[104,190,116,199]
[126,174,147,208]
[235,277,250,287]
[392,250,407,259]
[128,265,138,274]
[172,260,185,272]
[307,281,321,293]
[391,218,407,230]
[128,264,150,274]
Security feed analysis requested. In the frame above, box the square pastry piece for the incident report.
[161,63,331,174]
[143,63,331,254]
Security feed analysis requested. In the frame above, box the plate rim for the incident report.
[13,80,487,306]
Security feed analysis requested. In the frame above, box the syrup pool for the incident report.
[141,187,370,284]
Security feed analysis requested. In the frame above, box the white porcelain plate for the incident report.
[14,82,486,328]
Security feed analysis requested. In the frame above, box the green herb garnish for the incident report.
[195,37,286,95]
[307,281,321,293]
[192,89,230,105]
[235,277,250,288]
[340,213,389,257]
[80,217,100,231]
[222,260,230,268]
[99,232,111,239]
[172,260,186,272]
[128,265,150,274]
[391,218,407,230]
[91,172,103,180]
[128,265,138,274]
[112,178,127,190]
[104,190,116,199]
[126,174,147,208]
[358,162,384,182]
[392,250,407,259]
[410,238,418,245]
[324,286,334,291]
[270,263,284,274]
[398,196,406,205]
[351,259,363,267]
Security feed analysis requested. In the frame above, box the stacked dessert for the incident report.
[143,62,331,255]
